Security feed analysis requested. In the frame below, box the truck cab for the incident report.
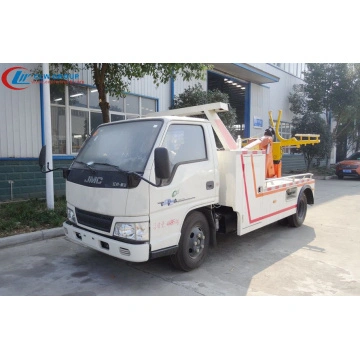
[63,114,219,270]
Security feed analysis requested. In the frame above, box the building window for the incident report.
[89,88,100,109]
[111,114,126,122]
[50,84,66,154]
[109,95,124,112]
[125,94,139,116]
[141,97,156,116]
[71,109,89,153]
[274,121,292,154]
[280,121,291,139]
[90,112,103,132]
[69,84,88,108]
[50,83,65,105]
[50,84,158,155]
[51,106,66,154]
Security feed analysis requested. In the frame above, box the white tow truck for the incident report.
[39,102,319,271]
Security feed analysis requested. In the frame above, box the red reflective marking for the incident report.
[241,154,298,224]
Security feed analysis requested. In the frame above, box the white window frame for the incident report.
[51,84,158,155]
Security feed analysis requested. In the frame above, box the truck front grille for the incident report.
[75,208,114,233]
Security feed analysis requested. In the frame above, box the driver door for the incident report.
[149,123,217,252]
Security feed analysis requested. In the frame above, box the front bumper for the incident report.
[63,221,150,262]
[336,169,360,178]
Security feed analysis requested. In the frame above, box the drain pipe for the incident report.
[8,180,14,200]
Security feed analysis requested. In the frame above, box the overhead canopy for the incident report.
[210,63,280,84]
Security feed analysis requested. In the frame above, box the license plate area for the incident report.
[343,169,352,173]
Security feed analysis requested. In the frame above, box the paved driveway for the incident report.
[0,178,359,296]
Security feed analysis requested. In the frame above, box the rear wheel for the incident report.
[170,211,210,271]
[337,174,344,179]
[288,193,307,227]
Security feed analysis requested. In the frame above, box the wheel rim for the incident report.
[187,226,205,259]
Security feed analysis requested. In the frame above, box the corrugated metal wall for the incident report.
[250,84,271,138]
[0,63,42,158]
[75,66,206,112]
[255,64,304,124]
[128,75,171,111]
[173,76,207,99]
[125,74,206,111]
[1,63,303,159]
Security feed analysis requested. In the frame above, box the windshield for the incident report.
[74,119,163,173]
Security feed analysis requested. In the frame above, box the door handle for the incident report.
[206,181,214,190]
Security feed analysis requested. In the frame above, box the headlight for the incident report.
[67,208,76,223]
[113,222,149,241]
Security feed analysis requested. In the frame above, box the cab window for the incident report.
[163,124,207,172]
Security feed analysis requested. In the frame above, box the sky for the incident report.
[2,2,359,63]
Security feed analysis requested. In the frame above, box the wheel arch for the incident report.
[185,206,217,247]
[300,185,314,205]
[170,207,212,271]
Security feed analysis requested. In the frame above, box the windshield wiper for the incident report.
[90,162,130,175]
[73,160,96,173]
[73,161,162,188]
[91,162,161,187]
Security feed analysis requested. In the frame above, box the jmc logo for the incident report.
[1,66,31,90]
[84,176,103,184]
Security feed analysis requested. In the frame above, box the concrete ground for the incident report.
[0,178,359,296]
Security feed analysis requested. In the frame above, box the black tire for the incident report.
[170,211,210,271]
[288,193,307,227]
[337,175,344,179]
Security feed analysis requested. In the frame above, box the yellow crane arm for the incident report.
[268,110,320,148]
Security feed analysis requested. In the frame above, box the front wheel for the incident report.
[288,193,307,227]
[170,211,210,271]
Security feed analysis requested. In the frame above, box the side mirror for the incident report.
[154,147,171,180]
[62,168,71,179]
[38,145,69,175]
[39,145,46,169]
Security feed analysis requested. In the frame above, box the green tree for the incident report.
[288,84,308,116]
[49,63,209,123]
[302,63,354,165]
[290,64,360,162]
[304,63,353,124]
[171,83,238,140]
[334,105,360,160]
[347,64,360,154]
[291,112,332,171]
